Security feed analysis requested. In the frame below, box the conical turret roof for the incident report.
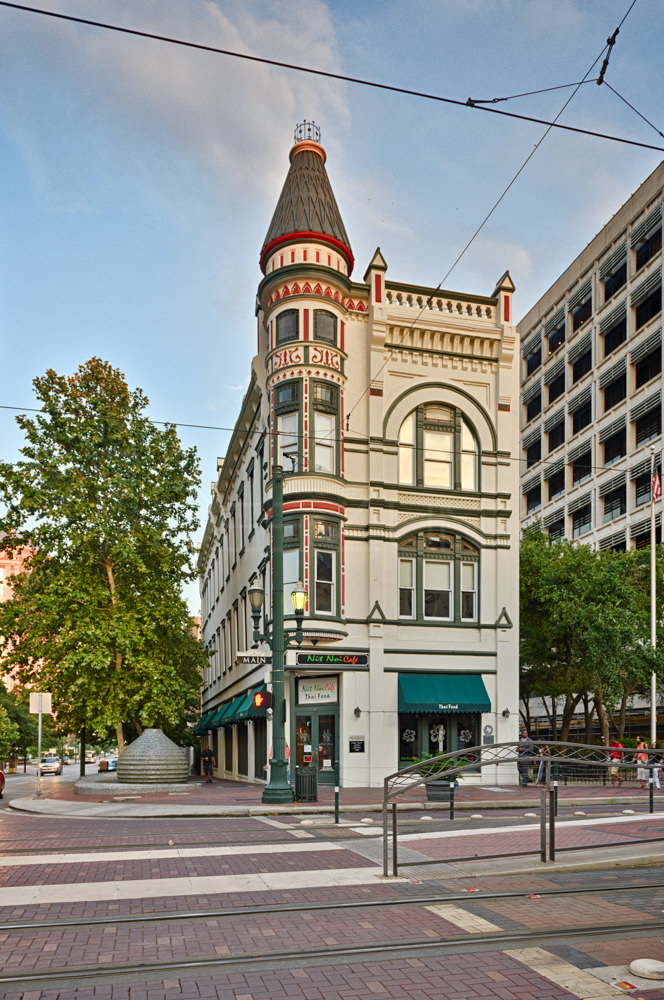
[260,123,353,274]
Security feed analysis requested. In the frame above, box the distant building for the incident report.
[0,533,32,691]
[518,162,663,549]
[197,123,520,788]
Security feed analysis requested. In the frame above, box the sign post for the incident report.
[29,692,52,800]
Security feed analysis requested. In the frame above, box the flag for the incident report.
[653,459,661,501]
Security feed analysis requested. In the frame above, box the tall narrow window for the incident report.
[315,550,335,614]
[312,382,338,475]
[399,558,415,617]
[460,563,477,621]
[424,560,451,620]
[398,412,416,485]
[274,381,300,471]
[313,310,337,344]
[276,309,298,345]
[282,518,300,613]
[313,519,338,615]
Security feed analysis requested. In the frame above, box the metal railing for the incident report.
[382,740,662,877]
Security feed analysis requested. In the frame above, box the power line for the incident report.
[0,401,653,479]
[1,1,662,152]
[603,82,664,141]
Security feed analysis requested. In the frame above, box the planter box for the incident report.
[425,780,455,802]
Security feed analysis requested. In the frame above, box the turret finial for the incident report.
[294,120,320,144]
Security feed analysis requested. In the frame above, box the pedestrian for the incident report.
[536,744,550,785]
[608,739,623,786]
[651,742,663,790]
[201,745,215,784]
[517,730,535,788]
[636,737,648,789]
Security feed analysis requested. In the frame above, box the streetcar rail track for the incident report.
[0,880,662,932]
[2,919,663,989]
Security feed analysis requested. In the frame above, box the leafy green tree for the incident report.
[0,359,206,752]
[520,528,659,743]
[0,683,37,758]
[0,705,19,763]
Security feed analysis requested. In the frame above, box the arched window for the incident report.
[398,405,478,491]
[398,531,479,622]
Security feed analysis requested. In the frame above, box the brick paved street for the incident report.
[0,784,663,999]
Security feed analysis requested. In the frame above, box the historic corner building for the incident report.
[196,123,520,788]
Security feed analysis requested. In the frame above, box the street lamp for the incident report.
[248,464,307,803]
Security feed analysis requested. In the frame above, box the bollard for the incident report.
[449,779,455,820]
[553,762,559,816]
[650,769,654,814]
[334,786,339,824]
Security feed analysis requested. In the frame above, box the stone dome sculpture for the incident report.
[116,728,189,784]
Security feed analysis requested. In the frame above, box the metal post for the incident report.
[650,767,654,814]
[449,779,455,820]
[262,466,294,804]
[549,788,556,861]
[36,693,43,799]
[540,787,547,862]
[334,785,339,824]
[392,802,398,877]
[382,792,388,878]
[553,762,559,816]
[80,725,86,778]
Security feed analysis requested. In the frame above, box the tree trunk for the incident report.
[617,686,634,741]
[582,692,594,744]
[560,692,583,742]
[594,684,610,747]
[105,560,125,754]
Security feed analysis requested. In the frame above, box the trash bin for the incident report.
[98,760,109,772]
[295,765,318,802]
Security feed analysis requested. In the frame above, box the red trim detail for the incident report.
[498,402,511,412]
[503,294,510,323]
[340,321,345,352]
[374,273,382,303]
[303,310,309,340]
[369,387,383,397]
[261,231,354,274]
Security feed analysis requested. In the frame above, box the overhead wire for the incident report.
[344,1,638,429]
[0,401,649,479]
[0,0,649,493]
[0,1,661,152]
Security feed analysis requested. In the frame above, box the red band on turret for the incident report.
[261,231,354,275]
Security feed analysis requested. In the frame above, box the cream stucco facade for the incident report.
[197,125,520,788]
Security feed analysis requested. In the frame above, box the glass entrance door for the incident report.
[295,709,338,786]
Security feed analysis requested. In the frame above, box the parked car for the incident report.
[107,758,118,771]
[0,769,5,798]
[40,756,63,776]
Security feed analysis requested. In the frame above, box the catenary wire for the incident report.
[0,402,654,479]
[0,1,661,152]
[603,82,664,141]
[344,2,637,428]
[0,3,646,484]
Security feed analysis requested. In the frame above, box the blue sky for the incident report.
[2,0,663,611]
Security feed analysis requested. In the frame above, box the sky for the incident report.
[2,0,663,612]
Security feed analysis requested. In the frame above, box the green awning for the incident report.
[398,673,490,714]
[211,701,236,727]
[194,709,216,734]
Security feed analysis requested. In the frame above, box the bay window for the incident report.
[398,531,479,623]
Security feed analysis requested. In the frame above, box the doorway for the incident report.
[294,708,338,786]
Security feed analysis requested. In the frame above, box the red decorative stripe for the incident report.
[261,231,354,274]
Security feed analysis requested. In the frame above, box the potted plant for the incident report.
[414,753,461,801]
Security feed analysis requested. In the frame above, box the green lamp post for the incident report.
[248,464,307,804]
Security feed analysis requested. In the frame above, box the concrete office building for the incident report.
[196,123,520,788]
[519,162,663,549]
